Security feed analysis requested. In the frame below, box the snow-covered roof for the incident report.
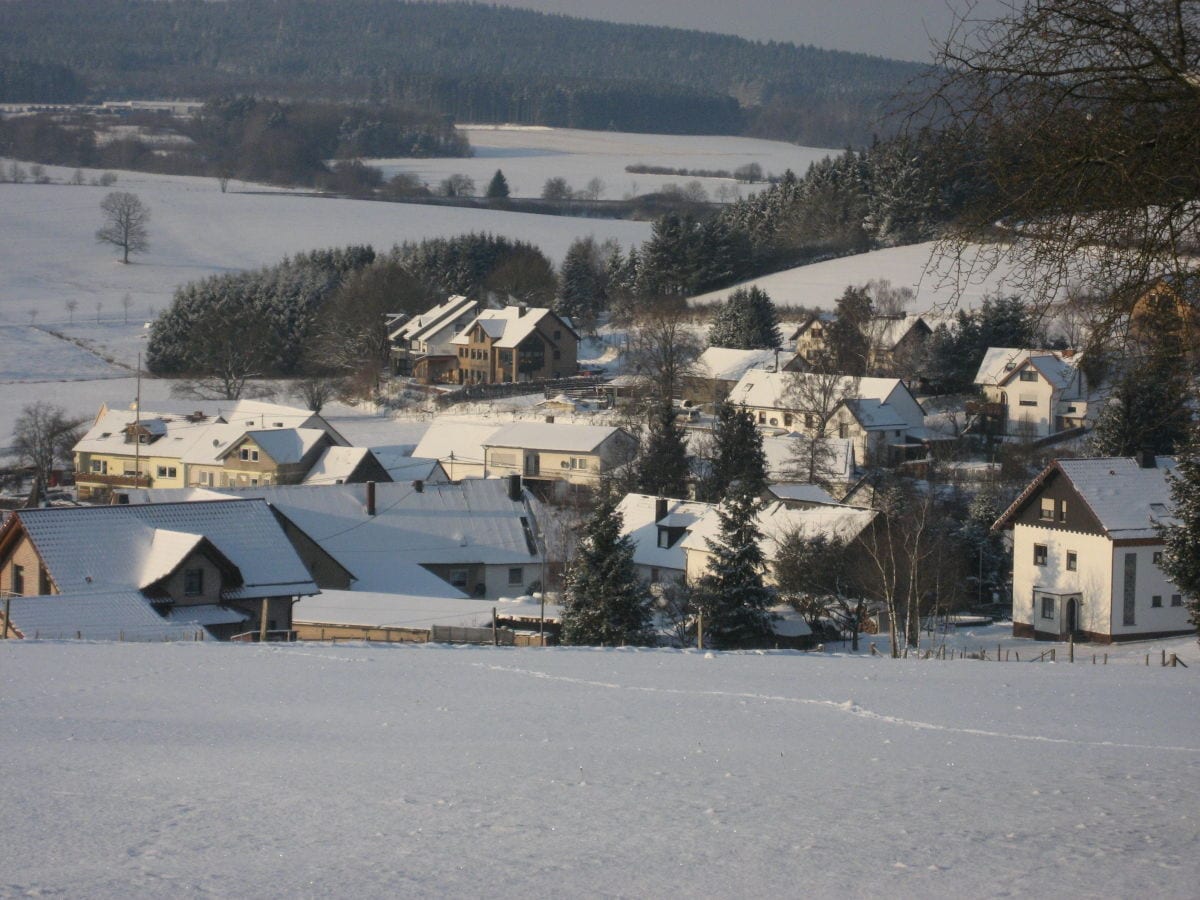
[139,528,208,589]
[302,446,371,485]
[484,422,627,454]
[75,409,216,458]
[133,482,541,593]
[843,397,908,430]
[294,590,559,630]
[997,456,1179,540]
[726,371,903,411]
[767,483,839,505]
[450,305,569,348]
[3,590,209,641]
[974,348,1078,387]
[412,420,503,468]
[868,315,928,351]
[998,353,1082,394]
[224,428,327,465]
[681,500,876,559]
[372,454,447,484]
[393,295,477,343]
[164,604,250,627]
[616,493,715,572]
[695,347,780,383]
[761,435,856,482]
[7,500,318,600]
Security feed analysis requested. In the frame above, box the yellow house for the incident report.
[482,422,637,486]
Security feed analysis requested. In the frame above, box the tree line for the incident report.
[0,0,923,146]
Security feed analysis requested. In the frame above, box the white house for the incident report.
[684,346,781,407]
[993,454,1192,643]
[411,419,504,481]
[615,493,714,585]
[973,347,1095,437]
[726,370,925,467]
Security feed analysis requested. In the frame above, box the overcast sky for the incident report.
[434,0,1009,62]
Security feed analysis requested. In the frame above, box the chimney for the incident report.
[366,480,376,516]
[507,473,522,502]
[518,303,528,318]
[544,414,555,424]
[1138,448,1157,469]
[412,479,424,493]
[655,496,668,522]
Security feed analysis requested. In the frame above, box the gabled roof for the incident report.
[139,529,208,589]
[484,422,631,454]
[616,493,714,571]
[131,482,541,594]
[220,428,327,465]
[726,370,908,413]
[302,446,383,485]
[694,347,780,383]
[450,306,579,348]
[766,483,840,506]
[974,348,1077,387]
[868,315,931,351]
[3,500,317,600]
[761,435,856,481]
[788,312,836,341]
[2,590,211,641]
[842,397,908,430]
[993,456,1178,539]
[997,353,1081,393]
[393,295,478,344]
[412,420,503,469]
[294,589,558,630]
[681,500,877,559]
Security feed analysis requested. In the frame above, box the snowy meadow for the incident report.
[2,639,1198,898]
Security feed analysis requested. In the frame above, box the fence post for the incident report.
[1069,635,1074,663]
[1146,653,1150,666]
[1050,648,1056,662]
[492,607,498,646]
[1162,649,1167,667]
[697,609,704,650]
[1171,653,1178,667]
[2,595,9,639]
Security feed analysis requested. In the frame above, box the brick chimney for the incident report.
[366,480,376,516]
[508,473,523,502]
[655,496,668,522]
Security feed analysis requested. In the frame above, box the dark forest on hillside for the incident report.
[0,0,924,146]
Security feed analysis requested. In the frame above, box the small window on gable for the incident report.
[1057,501,1067,522]
[12,563,25,595]
[1019,369,1038,382]
[1040,498,1055,520]
[183,568,204,597]
[1171,594,1183,607]
[1152,595,1163,608]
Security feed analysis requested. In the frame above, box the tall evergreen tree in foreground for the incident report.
[560,493,656,647]
[707,286,782,350]
[691,484,775,649]
[1161,420,1200,641]
[633,401,691,499]
[697,402,767,502]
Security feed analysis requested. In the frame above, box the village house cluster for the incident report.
[0,285,1193,650]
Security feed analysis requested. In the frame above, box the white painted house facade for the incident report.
[994,455,1191,643]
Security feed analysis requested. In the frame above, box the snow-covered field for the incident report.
[371,125,836,201]
[692,242,1034,314]
[3,638,1199,897]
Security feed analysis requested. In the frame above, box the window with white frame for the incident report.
[1019,369,1038,382]
[1039,498,1055,520]
[1066,551,1077,571]
[239,447,259,462]
[1041,595,1055,619]
[1033,544,1048,566]
[156,465,177,479]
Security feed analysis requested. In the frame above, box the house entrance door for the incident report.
[1065,597,1078,637]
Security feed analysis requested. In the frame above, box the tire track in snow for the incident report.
[477,663,1200,754]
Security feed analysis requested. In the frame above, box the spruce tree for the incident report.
[560,494,657,646]
[634,401,691,499]
[707,287,782,349]
[1161,420,1200,638]
[697,402,767,502]
[485,169,509,199]
[691,484,775,649]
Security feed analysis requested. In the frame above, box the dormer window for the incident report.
[183,568,204,596]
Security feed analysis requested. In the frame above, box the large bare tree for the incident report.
[922,1,1200,317]
[96,191,150,263]
[624,304,702,405]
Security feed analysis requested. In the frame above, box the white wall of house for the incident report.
[985,375,1057,437]
[1013,525,1189,637]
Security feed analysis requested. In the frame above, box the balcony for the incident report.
[77,473,151,488]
